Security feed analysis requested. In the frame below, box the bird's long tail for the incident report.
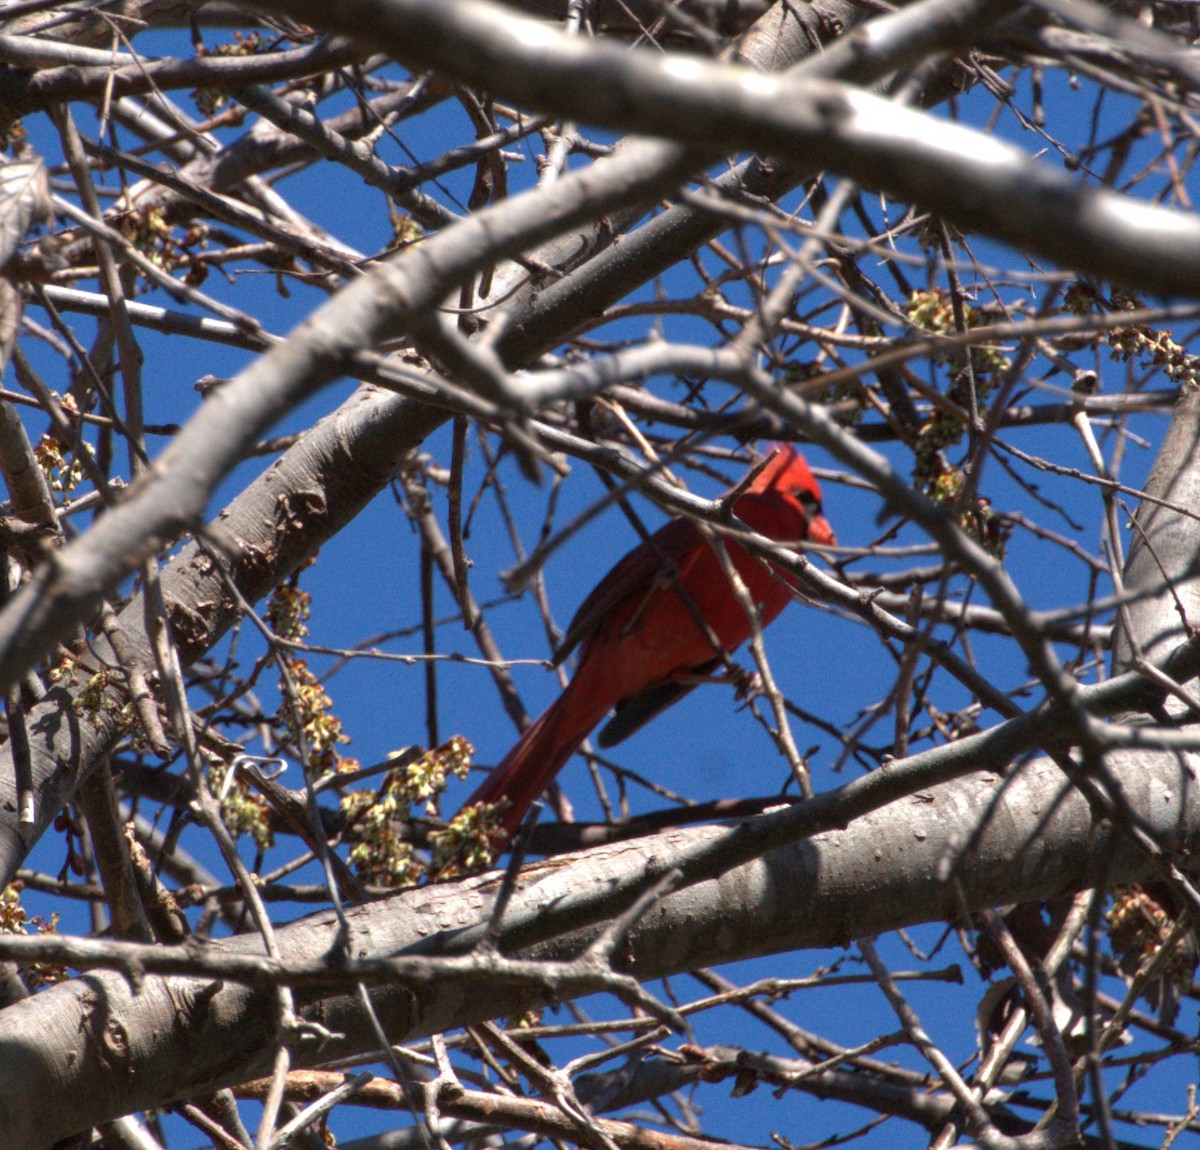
[466,683,605,844]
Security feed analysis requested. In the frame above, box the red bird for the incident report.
[467,445,835,846]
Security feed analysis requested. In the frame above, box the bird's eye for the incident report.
[794,488,821,516]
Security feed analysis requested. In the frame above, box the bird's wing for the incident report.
[553,515,702,666]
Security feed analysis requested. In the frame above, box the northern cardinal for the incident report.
[466,445,835,846]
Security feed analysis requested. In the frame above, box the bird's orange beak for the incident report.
[808,514,836,547]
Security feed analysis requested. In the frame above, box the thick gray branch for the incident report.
[266,0,1200,296]
[1113,383,1200,681]
[0,743,1194,1149]
[0,141,697,695]
[0,388,444,882]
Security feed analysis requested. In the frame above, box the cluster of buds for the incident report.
[342,737,478,887]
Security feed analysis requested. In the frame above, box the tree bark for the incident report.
[0,740,1196,1148]
[0,389,444,882]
